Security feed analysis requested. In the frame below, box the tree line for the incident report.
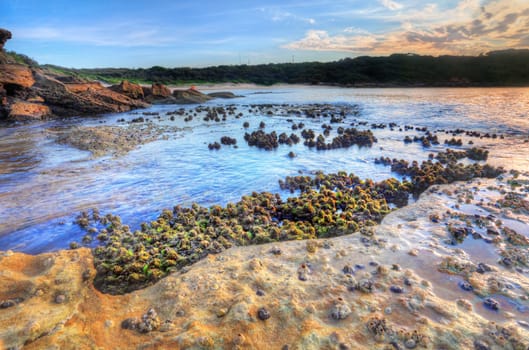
[44,49,529,86]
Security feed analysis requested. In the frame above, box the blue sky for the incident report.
[2,0,528,68]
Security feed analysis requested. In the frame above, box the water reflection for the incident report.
[0,87,528,253]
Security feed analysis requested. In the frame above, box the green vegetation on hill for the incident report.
[41,49,529,87]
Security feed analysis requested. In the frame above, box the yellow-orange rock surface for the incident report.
[109,80,144,99]
[8,101,51,120]
[2,178,529,349]
[0,64,35,88]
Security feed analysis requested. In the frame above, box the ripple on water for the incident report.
[1,87,529,252]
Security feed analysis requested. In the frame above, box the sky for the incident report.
[1,0,529,68]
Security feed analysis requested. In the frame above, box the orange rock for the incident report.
[0,64,35,88]
[109,80,144,99]
[32,72,148,116]
[64,82,104,93]
[8,101,51,120]
[151,83,171,97]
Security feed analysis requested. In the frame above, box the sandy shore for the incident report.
[1,175,528,349]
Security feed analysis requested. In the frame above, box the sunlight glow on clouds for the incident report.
[286,0,529,56]
[2,0,528,67]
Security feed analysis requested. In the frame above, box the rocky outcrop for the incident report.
[109,80,144,99]
[8,101,51,120]
[143,83,172,103]
[172,88,212,104]
[0,28,11,49]
[64,82,104,93]
[0,29,149,121]
[151,83,171,97]
[0,64,35,88]
[31,72,148,117]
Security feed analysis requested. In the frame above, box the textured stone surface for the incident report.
[1,178,528,349]
[8,101,51,120]
[0,64,35,88]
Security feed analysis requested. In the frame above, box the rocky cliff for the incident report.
[0,29,152,121]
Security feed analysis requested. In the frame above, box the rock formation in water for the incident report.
[109,80,145,100]
[172,88,213,104]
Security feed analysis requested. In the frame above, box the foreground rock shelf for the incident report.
[1,176,528,349]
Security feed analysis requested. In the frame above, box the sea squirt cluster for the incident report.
[72,156,505,295]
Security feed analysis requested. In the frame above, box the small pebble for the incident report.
[389,285,404,294]
[54,294,66,304]
[257,307,271,321]
[270,247,282,255]
[0,300,16,309]
[476,263,492,274]
[404,338,417,349]
[342,265,354,275]
[473,340,491,350]
[121,318,138,330]
[330,298,351,320]
[483,298,499,311]
[458,281,473,292]
[256,289,265,296]
[384,307,392,315]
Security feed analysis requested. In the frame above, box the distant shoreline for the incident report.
[164,82,529,91]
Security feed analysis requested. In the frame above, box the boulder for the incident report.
[109,80,144,99]
[8,101,51,120]
[151,83,171,97]
[0,28,11,50]
[0,64,35,88]
[143,83,172,103]
[172,88,212,104]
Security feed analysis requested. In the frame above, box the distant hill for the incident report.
[43,50,529,87]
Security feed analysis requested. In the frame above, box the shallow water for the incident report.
[1,86,529,253]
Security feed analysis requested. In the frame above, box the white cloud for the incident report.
[261,7,316,25]
[14,22,177,47]
[343,27,371,35]
[285,0,529,56]
[380,0,403,11]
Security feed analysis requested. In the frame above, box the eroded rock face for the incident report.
[64,82,104,93]
[8,101,51,120]
[151,83,171,98]
[0,28,11,50]
[109,80,144,99]
[143,83,172,103]
[32,72,148,117]
[0,64,35,88]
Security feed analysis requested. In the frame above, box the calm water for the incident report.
[1,86,529,253]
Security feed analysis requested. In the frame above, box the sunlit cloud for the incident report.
[285,0,529,55]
